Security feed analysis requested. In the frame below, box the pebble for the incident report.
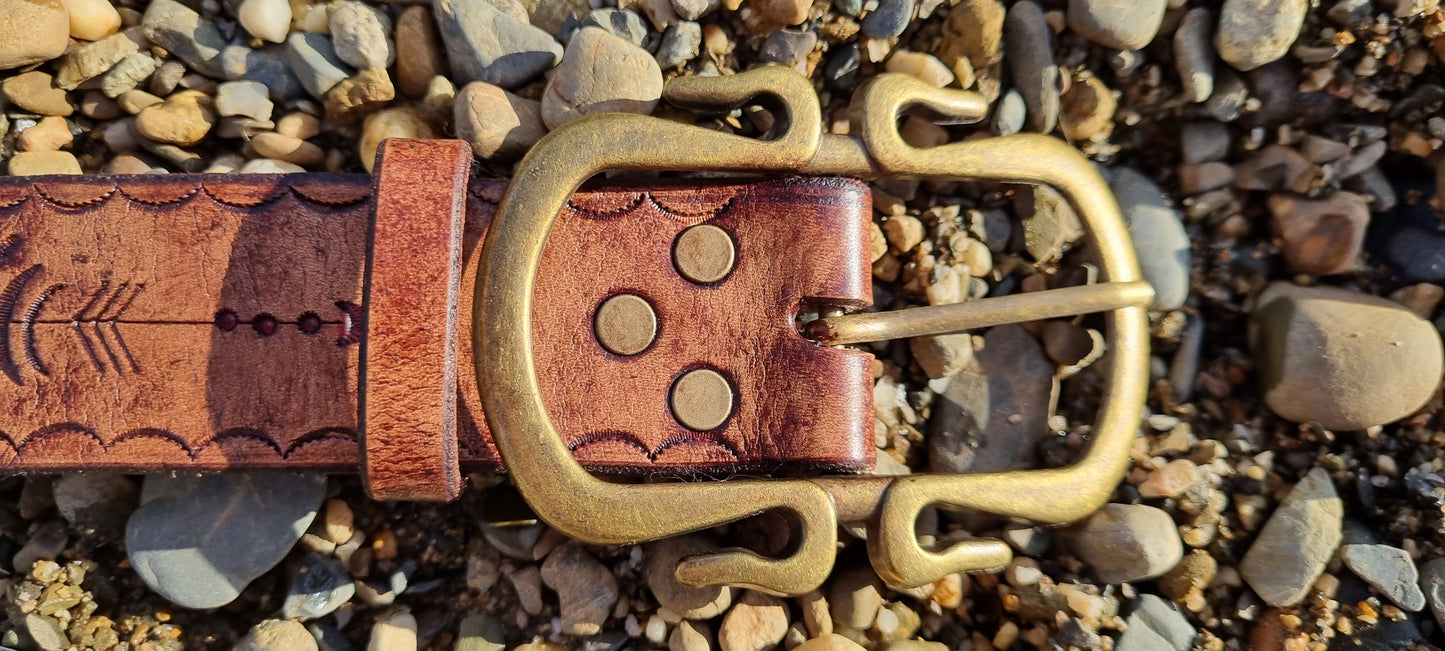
[1177,162,1234,195]
[1173,8,1214,103]
[323,68,395,124]
[747,0,810,26]
[668,620,711,651]
[1341,544,1426,611]
[582,9,651,47]
[794,635,866,651]
[1004,1,1058,133]
[1109,167,1190,311]
[99,53,159,99]
[367,610,418,651]
[861,0,912,39]
[330,1,394,70]
[1419,557,1445,630]
[1238,467,1343,606]
[287,32,355,98]
[14,120,71,154]
[1138,459,1197,499]
[135,90,215,147]
[940,0,1004,74]
[1116,595,1196,651]
[67,0,121,41]
[277,112,322,140]
[433,0,564,89]
[142,0,228,78]
[236,619,319,651]
[829,567,883,630]
[656,21,702,69]
[645,535,733,620]
[238,0,292,43]
[13,521,67,573]
[1062,504,1183,583]
[758,28,817,71]
[396,7,447,98]
[1159,549,1217,601]
[81,91,121,120]
[671,0,718,21]
[1250,282,1443,431]
[1059,73,1115,142]
[885,51,954,88]
[222,45,307,101]
[8,151,82,175]
[1215,0,1307,71]
[540,27,663,130]
[719,591,790,651]
[281,554,355,619]
[3,72,73,117]
[992,88,1025,136]
[1067,0,1165,50]
[52,474,137,534]
[509,565,544,615]
[930,324,1053,473]
[1179,121,1229,164]
[457,613,506,651]
[118,90,163,114]
[1266,191,1369,275]
[126,474,326,609]
[541,542,619,635]
[0,0,69,70]
[215,80,275,122]
[451,81,543,160]
[148,60,185,96]
[909,333,972,379]
[54,29,142,90]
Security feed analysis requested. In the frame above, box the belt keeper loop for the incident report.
[359,138,471,501]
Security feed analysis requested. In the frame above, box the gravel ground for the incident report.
[4,0,1445,649]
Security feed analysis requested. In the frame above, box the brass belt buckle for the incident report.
[475,66,1154,595]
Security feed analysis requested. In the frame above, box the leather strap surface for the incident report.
[0,150,876,483]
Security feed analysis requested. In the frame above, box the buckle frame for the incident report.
[473,67,1152,594]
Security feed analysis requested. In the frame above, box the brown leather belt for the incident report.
[0,139,875,500]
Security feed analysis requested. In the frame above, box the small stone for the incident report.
[396,6,447,98]
[1233,145,1310,191]
[0,0,69,70]
[580,8,648,47]
[1177,163,1234,195]
[541,27,662,130]
[656,21,702,69]
[992,88,1025,136]
[1110,167,1190,311]
[54,29,143,90]
[930,324,1053,473]
[52,474,137,534]
[238,0,292,43]
[534,0,593,34]
[329,1,394,70]
[433,0,564,89]
[1159,549,1217,601]
[1138,459,1197,499]
[215,80,275,121]
[118,90,163,114]
[1067,0,1165,50]
[99,53,159,98]
[287,32,355,98]
[719,591,790,651]
[458,613,507,651]
[13,521,67,573]
[1239,467,1343,606]
[80,91,121,119]
[8,151,82,175]
[360,108,436,171]
[799,590,831,636]
[939,0,1004,74]
[454,81,546,162]
[142,0,228,78]
[671,0,717,21]
[222,45,307,101]
[1005,1,1058,133]
[1267,192,1369,276]
[885,51,954,88]
[1116,595,1195,651]
[541,542,619,635]
[281,554,355,619]
[126,474,326,609]
[668,620,711,651]
[509,564,544,615]
[3,72,73,117]
[320,499,354,544]
[1062,504,1184,583]
[1216,0,1307,71]
[747,0,810,26]
[237,619,319,651]
[67,0,122,41]
[1059,73,1115,142]
[1251,283,1443,431]
[367,610,418,651]
[646,535,733,620]
[794,635,865,651]
[1420,557,1445,630]
[323,67,395,124]
[149,60,185,96]
[909,333,973,379]
[1179,121,1229,164]
[24,613,68,651]
[1340,544,1426,612]
[882,214,923,251]
[829,567,883,630]
[135,90,214,146]
[1173,8,1214,103]
[758,28,816,71]
[861,0,912,39]
[277,112,322,140]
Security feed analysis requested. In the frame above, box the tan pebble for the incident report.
[949,233,992,276]
[79,90,121,120]
[371,528,398,561]
[885,50,954,87]
[539,543,619,636]
[0,0,70,70]
[869,223,887,262]
[882,214,924,251]
[993,621,1019,649]
[745,0,809,24]
[117,90,163,114]
[931,573,965,609]
[66,0,123,41]
[644,535,733,620]
[938,0,1005,72]
[104,154,153,174]
[1159,549,1218,601]
[668,620,710,651]
[8,151,81,175]
[828,567,883,630]
[3,71,73,117]
[395,6,445,98]
[321,498,354,545]
[299,3,329,32]
[1177,162,1235,194]
[1388,283,1444,319]
[540,27,663,130]
[1059,73,1115,142]
[1266,191,1369,276]
[324,68,395,124]
[238,0,292,43]
[719,591,790,651]
[792,634,865,651]
[366,609,416,651]
[1138,458,1198,498]
[899,115,948,148]
[1234,145,1311,191]
[134,90,214,146]
[703,23,731,55]
[275,112,322,140]
[799,590,831,636]
[18,117,73,152]
[359,107,436,172]
[250,131,324,167]
[454,81,545,161]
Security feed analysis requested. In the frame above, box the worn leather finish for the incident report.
[0,150,876,490]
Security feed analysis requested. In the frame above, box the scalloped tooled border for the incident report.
[0,423,357,462]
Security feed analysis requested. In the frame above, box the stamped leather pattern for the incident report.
[0,166,875,477]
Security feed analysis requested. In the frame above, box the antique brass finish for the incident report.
[669,368,734,431]
[673,224,737,284]
[475,67,1151,594]
[594,293,659,356]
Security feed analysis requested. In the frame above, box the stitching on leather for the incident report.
[0,424,358,462]
[566,429,742,461]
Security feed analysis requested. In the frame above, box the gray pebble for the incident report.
[126,474,326,609]
[1062,504,1184,583]
[24,614,68,651]
[220,45,306,100]
[1179,121,1230,164]
[1109,166,1190,311]
[142,0,227,78]
[531,0,592,35]
[758,28,817,69]
[282,553,356,619]
[1067,0,1165,50]
[992,87,1026,136]
[99,53,159,99]
[541,542,619,635]
[823,43,861,90]
[54,29,144,91]
[329,1,394,70]
[1116,595,1195,651]
[434,0,564,89]
[670,0,718,20]
[307,623,355,651]
[1204,68,1247,121]
[1239,467,1343,606]
[1173,8,1214,103]
[861,0,913,39]
[457,613,506,651]
[1168,313,1204,402]
[834,0,862,16]
[1419,557,1445,631]
[581,8,650,48]
[1216,0,1307,71]
[1342,544,1427,612]
[655,21,701,69]
[929,324,1053,474]
[52,474,138,535]
[12,520,66,575]
[1004,1,1057,132]
[285,32,355,98]
[149,60,186,96]
[1346,165,1397,212]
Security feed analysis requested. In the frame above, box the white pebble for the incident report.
[238,0,292,43]
[238,158,305,174]
[214,80,274,121]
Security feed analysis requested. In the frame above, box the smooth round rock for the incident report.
[1061,504,1184,584]
[670,368,733,431]
[540,543,619,636]
[645,535,733,619]
[1239,467,1342,606]
[67,0,122,41]
[1342,544,1427,612]
[673,224,735,284]
[454,81,546,161]
[215,81,275,122]
[135,90,214,147]
[396,6,447,98]
[0,0,69,70]
[286,32,355,99]
[1067,0,1165,50]
[238,0,292,43]
[329,1,394,70]
[1216,0,1307,71]
[433,0,564,89]
[359,107,436,173]
[251,131,324,167]
[541,27,663,129]
[1173,8,1214,103]
[1110,167,1190,311]
[594,294,657,356]
[1266,192,1370,276]
[1004,1,1058,133]
[3,72,73,117]
[861,0,912,39]
[236,620,317,651]
[1250,282,1444,431]
[8,151,81,175]
[457,613,506,651]
[719,592,790,651]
